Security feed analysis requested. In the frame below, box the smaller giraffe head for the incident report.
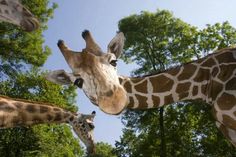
[72,111,96,154]
[46,30,127,115]
[0,0,39,31]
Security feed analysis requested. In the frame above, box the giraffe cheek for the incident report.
[98,86,127,115]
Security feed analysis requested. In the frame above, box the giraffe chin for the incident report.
[98,87,127,115]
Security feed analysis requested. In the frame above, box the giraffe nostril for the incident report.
[105,90,113,97]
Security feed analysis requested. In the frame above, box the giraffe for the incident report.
[46,30,236,148]
[0,0,39,31]
[0,95,96,154]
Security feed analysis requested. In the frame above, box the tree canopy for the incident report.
[115,10,236,157]
[87,142,117,157]
[0,1,85,156]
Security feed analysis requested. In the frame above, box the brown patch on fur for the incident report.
[150,75,174,93]
[135,94,148,109]
[218,64,236,82]
[177,64,197,80]
[19,111,28,123]
[201,58,216,67]
[209,80,223,101]
[226,77,236,90]
[222,115,236,130]
[176,82,191,94]
[167,67,180,76]
[127,97,135,108]
[69,116,74,122]
[176,82,191,100]
[201,84,208,96]
[26,104,37,113]
[123,81,132,93]
[217,93,236,110]
[193,68,210,82]
[54,113,62,121]
[131,77,144,84]
[53,107,61,112]
[118,77,123,84]
[134,80,147,93]
[47,114,53,121]
[164,94,174,105]
[179,92,189,100]
[215,51,236,64]
[40,106,49,113]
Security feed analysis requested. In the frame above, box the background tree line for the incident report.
[0,1,236,157]
[0,0,114,156]
[0,0,86,156]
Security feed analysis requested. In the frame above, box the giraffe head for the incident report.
[72,111,96,154]
[0,0,39,31]
[46,30,127,115]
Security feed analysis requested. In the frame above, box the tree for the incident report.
[115,10,236,157]
[0,1,85,156]
[88,142,117,157]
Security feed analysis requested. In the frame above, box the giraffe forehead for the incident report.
[80,52,97,67]
[80,57,119,88]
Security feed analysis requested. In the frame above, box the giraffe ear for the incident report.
[45,70,76,85]
[107,32,125,58]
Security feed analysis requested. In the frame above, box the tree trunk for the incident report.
[159,107,166,157]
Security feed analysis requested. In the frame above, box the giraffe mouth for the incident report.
[88,96,98,106]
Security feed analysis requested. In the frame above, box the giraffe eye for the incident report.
[74,78,84,88]
[110,60,117,67]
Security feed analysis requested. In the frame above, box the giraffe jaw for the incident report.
[20,17,39,32]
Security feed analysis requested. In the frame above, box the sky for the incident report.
[43,0,236,146]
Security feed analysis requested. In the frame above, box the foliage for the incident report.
[115,10,236,157]
[0,0,85,156]
[0,68,83,157]
[88,142,117,157]
[0,0,57,80]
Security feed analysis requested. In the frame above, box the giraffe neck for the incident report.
[0,96,76,128]
[120,48,236,109]
[120,65,207,109]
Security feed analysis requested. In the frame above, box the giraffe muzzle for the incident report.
[98,86,128,115]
